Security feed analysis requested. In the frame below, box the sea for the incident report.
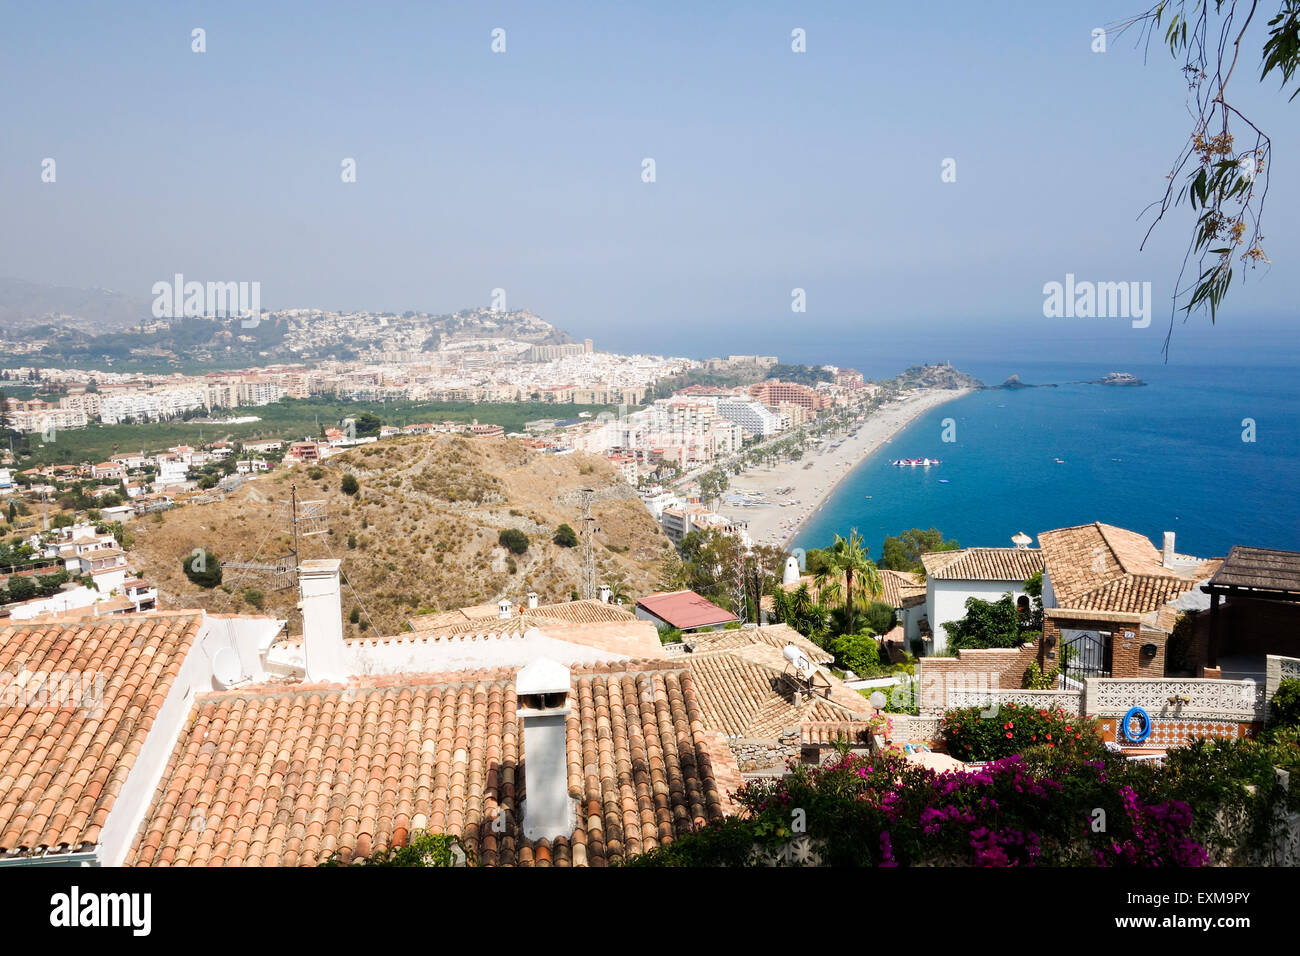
[790,361,1300,560]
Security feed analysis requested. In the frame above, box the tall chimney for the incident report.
[526,591,539,610]
[298,559,348,683]
[498,598,512,620]
[783,555,800,585]
[598,584,611,604]
[1162,532,1176,568]
[515,658,574,840]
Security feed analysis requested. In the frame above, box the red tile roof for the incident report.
[920,548,1044,582]
[0,611,204,858]
[636,590,739,630]
[128,660,735,867]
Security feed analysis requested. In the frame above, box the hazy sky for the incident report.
[2,1,1296,365]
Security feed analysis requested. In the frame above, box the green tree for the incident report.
[943,594,1028,651]
[813,530,883,638]
[6,575,36,602]
[351,412,383,437]
[244,588,265,610]
[341,473,360,496]
[498,528,529,554]
[182,549,223,588]
[697,469,729,508]
[880,527,959,574]
[553,523,578,547]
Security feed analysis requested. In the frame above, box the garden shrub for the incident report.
[498,528,529,554]
[940,703,1103,762]
[1270,678,1300,729]
[626,750,1207,867]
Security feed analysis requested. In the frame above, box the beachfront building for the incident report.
[920,546,1045,654]
[716,398,784,438]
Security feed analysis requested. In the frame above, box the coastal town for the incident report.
[3,3,1299,920]
[0,309,1295,877]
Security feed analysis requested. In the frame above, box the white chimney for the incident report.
[498,598,512,620]
[298,559,348,683]
[515,658,574,841]
[526,590,538,610]
[598,584,611,604]
[783,555,800,585]
[1162,531,1176,568]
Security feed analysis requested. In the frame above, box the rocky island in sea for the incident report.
[997,374,1057,389]
[1085,371,1146,386]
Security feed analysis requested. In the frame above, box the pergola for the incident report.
[1201,546,1300,668]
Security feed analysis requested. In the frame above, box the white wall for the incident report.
[928,579,1030,654]
[98,613,284,865]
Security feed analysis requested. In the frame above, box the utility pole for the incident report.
[580,488,599,600]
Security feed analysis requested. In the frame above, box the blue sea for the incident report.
[791,362,1300,559]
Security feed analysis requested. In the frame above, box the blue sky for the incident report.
[2,0,1296,365]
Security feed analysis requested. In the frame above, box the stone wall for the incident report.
[730,731,800,772]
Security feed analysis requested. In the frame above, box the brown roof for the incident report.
[128,659,733,867]
[682,629,867,738]
[1039,522,1219,615]
[0,611,204,857]
[920,548,1043,582]
[684,624,832,665]
[1206,546,1300,596]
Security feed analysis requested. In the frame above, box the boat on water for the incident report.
[1053,457,1066,464]
[890,457,941,467]
[938,479,949,483]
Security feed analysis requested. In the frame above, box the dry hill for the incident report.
[128,435,673,635]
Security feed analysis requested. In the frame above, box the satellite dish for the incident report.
[212,647,243,689]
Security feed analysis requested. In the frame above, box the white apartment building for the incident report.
[98,386,207,424]
[716,399,784,438]
[7,408,89,433]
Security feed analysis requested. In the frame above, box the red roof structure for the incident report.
[635,590,738,631]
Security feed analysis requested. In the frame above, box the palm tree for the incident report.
[814,529,883,637]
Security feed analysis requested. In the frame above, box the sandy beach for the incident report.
[716,388,972,549]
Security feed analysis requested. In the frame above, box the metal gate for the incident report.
[1059,629,1110,688]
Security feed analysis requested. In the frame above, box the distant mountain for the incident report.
[0,278,577,367]
[0,277,151,334]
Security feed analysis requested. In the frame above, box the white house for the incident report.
[920,546,1044,654]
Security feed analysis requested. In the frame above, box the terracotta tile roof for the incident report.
[683,624,832,665]
[128,659,735,867]
[1039,522,1218,615]
[879,569,925,606]
[800,720,876,746]
[0,611,204,858]
[636,590,739,630]
[920,548,1043,582]
[683,632,867,739]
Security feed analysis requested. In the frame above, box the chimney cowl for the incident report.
[526,590,539,609]
[498,598,512,620]
[598,584,612,604]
